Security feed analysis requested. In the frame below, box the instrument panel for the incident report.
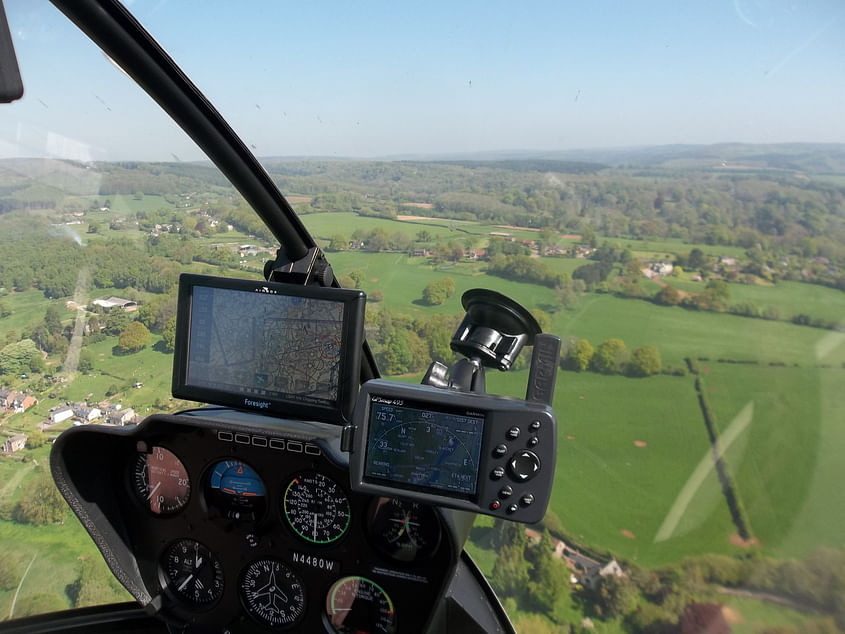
[52,413,460,633]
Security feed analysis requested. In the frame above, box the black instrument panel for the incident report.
[51,413,459,634]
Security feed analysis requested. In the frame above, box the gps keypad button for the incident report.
[506,426,520,440]
[499,485,513,498]
[509,450,540,481]
[491,466,506,480]
[493,443,508,457]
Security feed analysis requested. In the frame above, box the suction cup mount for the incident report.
[422,288,541,393]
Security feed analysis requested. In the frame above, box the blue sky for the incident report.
[3,0,844,160]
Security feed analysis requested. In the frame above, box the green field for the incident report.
[668,278,845,324]
[703,364,845,557]
[491,371,742,567]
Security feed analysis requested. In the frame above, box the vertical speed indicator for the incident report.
[283,472,350,544]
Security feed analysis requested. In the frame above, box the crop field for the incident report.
[702,363,845,557]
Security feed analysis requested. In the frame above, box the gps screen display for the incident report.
[363,397,485,497]
[186,286,343,406]
[172,274,365,424]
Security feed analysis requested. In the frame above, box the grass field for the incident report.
[703,364,845,557]
[668,278,845,324]
[485,371,741,567]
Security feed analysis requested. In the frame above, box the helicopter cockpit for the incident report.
[49,271,560,633]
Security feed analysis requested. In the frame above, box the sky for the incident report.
[2,0,844,161]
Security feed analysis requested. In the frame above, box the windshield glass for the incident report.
[2,1,845,632]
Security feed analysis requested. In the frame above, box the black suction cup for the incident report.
[450,289,541,371]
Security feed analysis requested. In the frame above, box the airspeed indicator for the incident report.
[283,472,351,544]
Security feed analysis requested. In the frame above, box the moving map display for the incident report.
[363,398,485,497]
[186,286,343,404]
[172,275,365,423]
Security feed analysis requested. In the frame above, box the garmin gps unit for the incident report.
[172,274,365,425]
[348,379,557,523]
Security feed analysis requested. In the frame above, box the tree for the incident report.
[87,221,100,234]
[162,315,177,352]
[591,338,628,374]
[14,469,66,525]
[26,430,47,449]
[328,233,348,251]
[572,338,594,372]
[629,344,662,376]
[687,248,706,270]
[78,348,95,373]
[527,531,571,623]
[597,574,638,618]
[421,277,456,305]
[118,321,150,352]
[654,285,682,306]
[0,339,41,376]
[530,309,551,333]
[103,309,132,335]
[491,542,531,599]
[44,305,63,335]
[0,300,10,319]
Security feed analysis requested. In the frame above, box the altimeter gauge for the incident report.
[161,538,224,606]
[240,559,306,628]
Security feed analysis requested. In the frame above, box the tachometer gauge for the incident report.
[133,446,190,515]
[240,559,306,628]
[205,459,266,520]
[325,576,396,634]
[283,472,351,544]
[161,538,224,606]
[367,497,441,563]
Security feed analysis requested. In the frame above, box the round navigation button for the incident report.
[491,466,506,480]
[521,493,535,506]
[499,485,513,499]
[527,436,539,447]
[508,450,541,481]
[494,443,508,457]
[529,420,541,431]
[507,504,518,514]
[506,426,520,440]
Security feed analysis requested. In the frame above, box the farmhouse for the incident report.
[106,407,137,426]
[73,404,102,422]
[49,404,74,424]
[581,559,625,590]
[92,297,138,312]
[12,394,36,413]
[0,388,13,408]
[2,434,27,453]
[651,262,674,276]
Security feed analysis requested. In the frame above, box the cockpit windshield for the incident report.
[1,1,844,632]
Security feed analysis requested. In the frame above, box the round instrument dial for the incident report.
[205,459,266,520]
[325,576,396,634]
[241,559,306,628]
[283,472,350,544]
[133,446,190,515]
[161,538,224,606]
[367,497,441,563]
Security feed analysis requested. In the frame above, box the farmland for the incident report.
[1,154,845,629]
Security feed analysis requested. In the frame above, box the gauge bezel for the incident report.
[366,497,442,563]
[324,575,396,634]
[282,471,352,545]
[159,538,225,608]
[130,445,191,516]
[239,558,307,629]
[203,457,267,522]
